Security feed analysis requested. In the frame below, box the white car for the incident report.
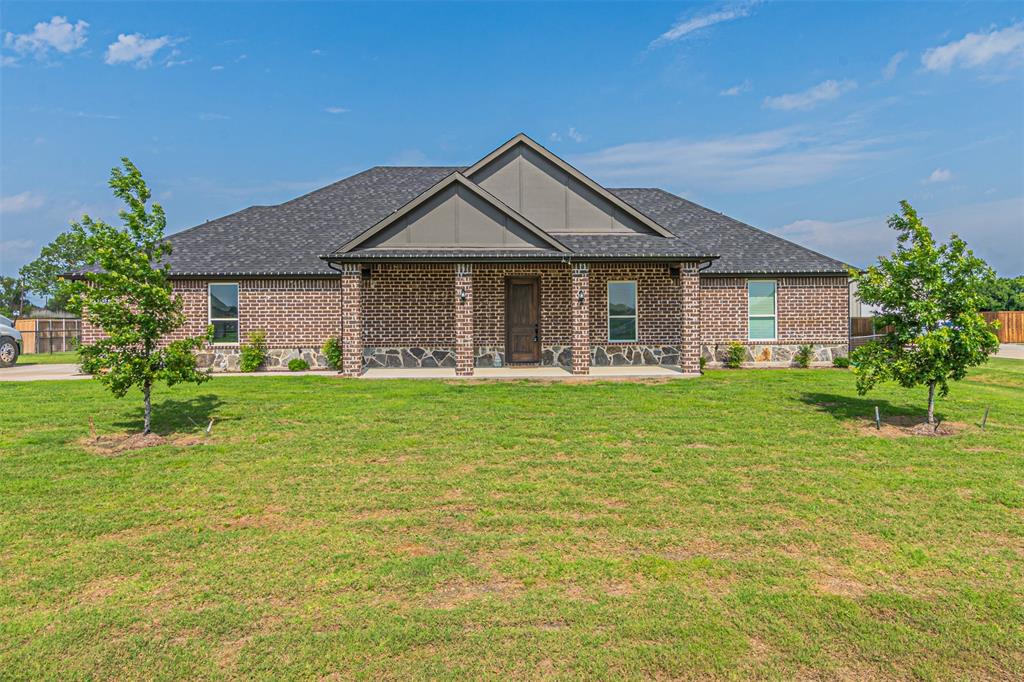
[0,314,23,367]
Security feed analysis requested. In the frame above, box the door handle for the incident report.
[534,324,539,342]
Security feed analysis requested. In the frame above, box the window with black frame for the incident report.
[208,283,239,343]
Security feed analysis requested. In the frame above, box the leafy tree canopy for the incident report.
[850,200,999,424]
[976,275,1024,312]
[64,158,210,434]
[19,230,91,312]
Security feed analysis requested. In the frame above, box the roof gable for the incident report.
[335,172,568,254]
[465,134,675,239]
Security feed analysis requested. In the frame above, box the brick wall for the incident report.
[700,275,848,344]
[589,263,682,346]
[80,278,344,348]
[361,264,454,347]
[79,269,851,370]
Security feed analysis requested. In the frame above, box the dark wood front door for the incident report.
[505,277,540,363]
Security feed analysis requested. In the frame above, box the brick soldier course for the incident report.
[79,133,853,375]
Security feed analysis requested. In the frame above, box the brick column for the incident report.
[680,262,702,374]
[454,264,474,376]
[571,263,590,375]
[339,264,363,377]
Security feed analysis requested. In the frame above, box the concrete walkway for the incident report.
[996,344,1024,360]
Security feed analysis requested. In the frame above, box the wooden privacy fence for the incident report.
[983,311,1024,343]
[13,318,81,354]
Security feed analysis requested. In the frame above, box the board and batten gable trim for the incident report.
[464,133,676,239]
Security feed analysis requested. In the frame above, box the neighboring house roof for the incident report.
[149,135,849,277]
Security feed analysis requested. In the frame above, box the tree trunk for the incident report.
[927,381,936,425]
[143,381,152,435]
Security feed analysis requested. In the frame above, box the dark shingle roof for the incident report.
[160,167,849,276]
[610,189,850,275]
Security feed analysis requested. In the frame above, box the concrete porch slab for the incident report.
[358,365,697,380]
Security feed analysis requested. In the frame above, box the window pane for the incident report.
[608,282,636,316]
[748,281,775,316]
[210,284,238,318]
[749,316,776,340]
[609,317,636,342]
[212,320,238,343]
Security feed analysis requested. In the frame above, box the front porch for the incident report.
[334,260,702,377]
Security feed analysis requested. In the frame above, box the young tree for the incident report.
[64,159,210,434]
[850,201,999,424]
[20,230,91,311]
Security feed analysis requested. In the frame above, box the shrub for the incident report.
[322,337,343,370]
[795,344,814,368]
[288,358,310,372]
[239,331,268,373]
[724,342,746,369]
[833,355,851,369]
[699,355,707,371]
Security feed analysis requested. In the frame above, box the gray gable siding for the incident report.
[473,146,656,236]
[360,183,552,250]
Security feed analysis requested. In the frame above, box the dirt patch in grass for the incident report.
[79,431,205,455]
[78,575,132,603]
[426,579,524,609]
[849,415,967,438]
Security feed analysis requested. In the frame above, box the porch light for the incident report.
[577,288,586,305]
[459,287,468,303]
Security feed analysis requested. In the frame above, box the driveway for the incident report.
[997,344,1024,360]
[0,364,89,382]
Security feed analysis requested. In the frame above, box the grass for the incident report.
[15,350,78,365]
[1,361,1022,680]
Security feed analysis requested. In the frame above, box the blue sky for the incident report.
[2,1,1023,284]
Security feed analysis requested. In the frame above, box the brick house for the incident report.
[84,134,851,375]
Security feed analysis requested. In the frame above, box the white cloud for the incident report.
[651,1,759,47]
[719,79,752,96]
[0,192,45,214]
[211,65,224,71]
[922,23,1024,73]
[573,125,886,193]
[549,132,563,142]
[3,16,88,61]
[104,33,173,68]
[324,106,349,114]
[198,112,229,121]
[882,51,907,80]
[311,48,323,56]
[568,127,586,143]
[164,50,192,68]
[925,168,952,183]
[763,79,857,111]
[776,196,1024,274]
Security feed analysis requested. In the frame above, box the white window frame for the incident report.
[208,282,240,345]
[607,280,638,343]
[747,279,777,341]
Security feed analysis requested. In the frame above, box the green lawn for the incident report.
[15,350,79,365]
[1,362,1022,680]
